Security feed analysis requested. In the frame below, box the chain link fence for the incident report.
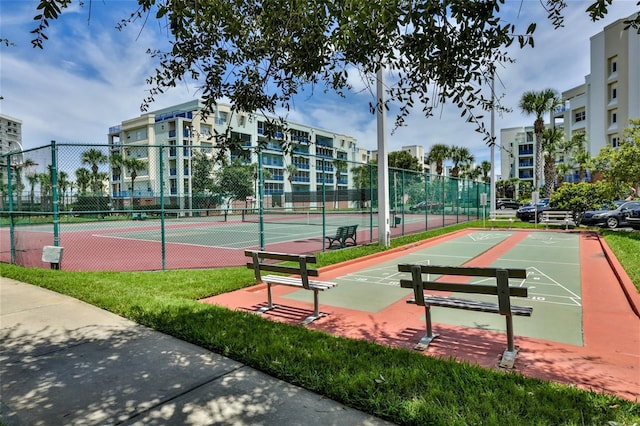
[1,142,490,271]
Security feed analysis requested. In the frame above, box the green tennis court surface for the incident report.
[285,231,583,346]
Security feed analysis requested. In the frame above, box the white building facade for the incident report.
[501,13,639,187]
[0,114,24,189]
[107,100,360,209]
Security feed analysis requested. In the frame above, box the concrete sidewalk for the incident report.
[0,278,392,425]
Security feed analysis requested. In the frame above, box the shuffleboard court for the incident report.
[284,230,583,345]
[285,231,513,312]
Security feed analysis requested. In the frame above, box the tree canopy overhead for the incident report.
[24,0,640,150]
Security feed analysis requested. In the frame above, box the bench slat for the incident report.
[246,262,320,277]
[244,250,317,264]
[399,279,528,298]
[397,264,527,279]
[263,275,336,290]
[406,295,533,316]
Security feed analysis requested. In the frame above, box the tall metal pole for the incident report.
[159,145,166,270]
[188,126,193,217]
[490,69,496,213]
[376,64,390,246]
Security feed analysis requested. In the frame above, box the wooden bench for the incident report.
[325,224,358,249]
[245,250,337,324]
[541,210,575,230]
[397,264,533,368]
[489,210,516,229]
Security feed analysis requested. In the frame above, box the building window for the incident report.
[611,111,617,125]
[611,136,620,148]
[609,56,618,75]
[574,111,585,123]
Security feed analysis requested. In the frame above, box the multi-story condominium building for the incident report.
[0,114,24,189]
[0,114,23,157]
[107,99,359,209]
[556,13,640,155]
[501,12,639,188]
[500,126,535,186]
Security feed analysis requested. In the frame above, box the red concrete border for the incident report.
[597,233,640,318]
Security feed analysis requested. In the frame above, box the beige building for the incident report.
[502,13,639,186]
[107,100,360,209]
[0,114,25,190]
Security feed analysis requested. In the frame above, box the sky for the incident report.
[1,0,639,172]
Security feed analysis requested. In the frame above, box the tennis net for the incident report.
[241,208,378,227]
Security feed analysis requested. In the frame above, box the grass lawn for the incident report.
[2,221,639,425]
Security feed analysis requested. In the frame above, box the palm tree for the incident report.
[27,173,39,209]
[109,153,124,206]
[58,171,69,208]
[426,144,451,177]
[11,158,36,210]
[519,89,561,194]
[75,168,91,194]
[570,133,591,182]
[449,145,474,178]
[285,164,298,207]
[479,161,492,184]
[332,159,347,209]
[541,127,564,197]
[556,162,572,187]
[38,169,53,212]
[123,157,146,208]
[81,148,108,195]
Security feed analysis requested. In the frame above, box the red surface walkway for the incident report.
[203,229,640,401]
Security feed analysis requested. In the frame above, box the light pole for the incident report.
[188,126,193,217]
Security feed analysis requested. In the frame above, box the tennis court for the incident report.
[1,211,464,270]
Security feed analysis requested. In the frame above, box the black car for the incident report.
[516,198,550,222]
[627,207,640,229]
[495,198,521,210]
[580,201,640,229]
[409,201,443,211]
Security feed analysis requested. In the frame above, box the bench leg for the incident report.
[415,305,439,350]
[301,289,324,325]
[257,283,277,314]
[499,314,519,368]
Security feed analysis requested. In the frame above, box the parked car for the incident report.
[409,201,443,211]
[626,207,640,229]
[495,198,521,210]
[516,198,550,222]
[580,201,640,229]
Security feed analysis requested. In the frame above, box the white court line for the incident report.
[527,266,581,299]
[91,234,241,250]
[500,257,579,267]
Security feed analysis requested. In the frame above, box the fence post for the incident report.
[258,150,265,250]
[7,153,15,264]
[159,145,166,270]
[51,141,60,247]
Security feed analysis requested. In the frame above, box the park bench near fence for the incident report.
[397,264,533,368]
[540,210,575,230]
[488,210,516,229]
[131,212,147,220]
[245,250,337,325]
[325,224,358,249]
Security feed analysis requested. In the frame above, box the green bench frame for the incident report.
[397,264,533,368]
[132,212,147,220]
[245,250,337,325]
[325,224,358,249]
